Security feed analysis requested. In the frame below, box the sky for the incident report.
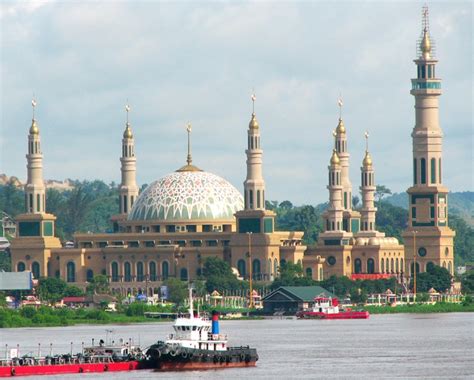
[0,1,472,205]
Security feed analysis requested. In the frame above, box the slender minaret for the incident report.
[25,98,46,214]
[119,104,139,215]
[402,6,455,274]
[323,133,343,232]
[334,98,352,211]
[359,132,376,232]
[244,94,265,210]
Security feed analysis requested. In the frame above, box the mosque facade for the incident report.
[9,9,454,294]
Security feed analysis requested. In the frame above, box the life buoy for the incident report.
[169,350,177,357]
[181,352,188,359]
[240,353,245,361]
[104,364,109,372]
[10,368,16,376]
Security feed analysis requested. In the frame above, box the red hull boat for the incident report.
[296,296,369,319]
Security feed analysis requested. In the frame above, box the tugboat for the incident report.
[0,337,144,377]
[296,296,369,319]
[143,288,258,370]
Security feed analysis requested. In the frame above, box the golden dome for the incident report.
[29,119,39,135]
[123,123,133,139]
[249,113,259,129]
[336,118,345,134]
[330,149,340,165]
[363,151,372,167]
[420,29,431,57]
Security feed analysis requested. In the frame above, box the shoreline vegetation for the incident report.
[1,302,473,328]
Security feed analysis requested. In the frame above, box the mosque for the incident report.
[10,8,454,294]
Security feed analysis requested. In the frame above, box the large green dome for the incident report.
[128,170,244,222]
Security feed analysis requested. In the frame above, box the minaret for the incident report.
[25,98,46,214]
[402,6,455,275]
[359,132,377,233]
[334,98,352,211]
[119,104,139,215]
[243,94,265,210]
[324,141,344,232]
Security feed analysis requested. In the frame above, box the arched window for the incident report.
[380,258,385,273]
[237,259,246,277]
[136,262,144,281]
[400,259,404,273]
[257,190,261,208]
[252,259,261,279]
[149,262,157,281]
[306,267,312,278]
[448,261,452,274]
[162,261,169,280]
[426,262,435,272]
[391,258,394,273]
[86,269,94,282]
[274,258,278,275]
[354,259,362,274]
[180,268,188,281]
[124,262,132,282]
[367,259,375,274]
[420,158,426,184]
[442,261,446,269]
[31,262,40,279]
[66,262,76,283]
[111,262,119,282]
[396,258,399,273]
[431,158,436,184]
[413,158,417,184]
[411,262,420,275]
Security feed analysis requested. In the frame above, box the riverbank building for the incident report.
[9,8,454,294]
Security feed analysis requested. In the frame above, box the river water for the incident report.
[0,313,473,379]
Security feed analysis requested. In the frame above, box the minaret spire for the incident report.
[359,131,379,234]
[25,97,45,213]
[402,6,455,275]
[244,93,265,210]
[119,103,139,215]
[186,123,192,166]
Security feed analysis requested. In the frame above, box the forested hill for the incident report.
[385,192,474,227]
[0,181,473,265]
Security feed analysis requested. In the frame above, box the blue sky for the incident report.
[0,1,472,205]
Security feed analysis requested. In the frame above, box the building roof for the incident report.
[262,286,334,302]
[128,170,244,222]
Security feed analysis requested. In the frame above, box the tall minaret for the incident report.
[244,94,265,210]
[119,104,139,215]
[402,6,455,275]
[25,98,46,214]
[359,132,377,233]
[334,98,352,211]
[324,143,344,232]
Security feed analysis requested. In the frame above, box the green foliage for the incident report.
[413,265,452,293]
[86,275,110,295]
[461,295,472,306]
[0,250,11,271]
[449,216,474,265]
[364,302,474,314]
[0,181,24,217]
[375,185,392,202]
[163,278,188,305]
[461,270,474,294]
[271,262,314,289]
[202,257,242,292]
[64,285,85,297]
[37,277,68,303]
[375,201,408,242]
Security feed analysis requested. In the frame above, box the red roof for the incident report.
[62,296,87,303]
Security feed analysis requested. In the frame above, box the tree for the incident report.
[460,270,474,294]
[202,257,241,292]
[37,277,68,303]
[62,185,93,236]
[64,285,85,297]
[271,262,314,289]
[279,200,293,210]
[163,278,188,305]
[414,265,451,293]
[352,195,360,209]
[375,185,392,202]
[0,181,24,217]
[86,274,109,294]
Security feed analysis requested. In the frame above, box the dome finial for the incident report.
[249,92,259,129]
[29,96,39,135]
[186,123,192,166]
[123,103,133,138]
[419,5,433,59]
[363,131,372,167]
